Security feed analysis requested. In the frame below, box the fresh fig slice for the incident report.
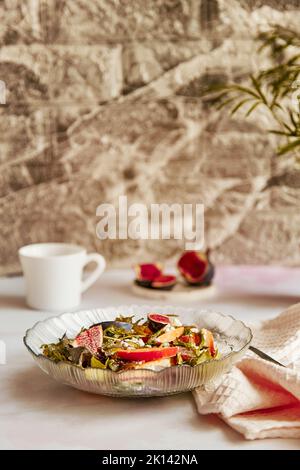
[150,274,177,290]
[177,250,215,286]
[156,326,184,344]
[134,263,177,290]
[115,346,179,362]
[148,313,171,331]
[72,324,103,355]
[134,277,176,290]
[134,263,162,287]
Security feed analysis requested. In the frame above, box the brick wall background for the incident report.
[1,0,300,275]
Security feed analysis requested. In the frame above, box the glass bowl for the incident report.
[24,305,252,397]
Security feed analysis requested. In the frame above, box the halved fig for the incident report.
[134,263,162,287]
[177,250,215,286]
[115,346,178,362]
[72,325,103,355]
[201,328,216,357]
[148,313,171,331]
[156,326,184,344]
[134,263,177,290]
[151,274,177,290]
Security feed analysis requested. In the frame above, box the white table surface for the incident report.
[1,266,300,450]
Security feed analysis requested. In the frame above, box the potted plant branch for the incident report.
[208,26,300,159]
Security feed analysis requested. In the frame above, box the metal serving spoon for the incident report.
[249,345,286,367]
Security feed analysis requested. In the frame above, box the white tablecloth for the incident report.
[0,267,300,450]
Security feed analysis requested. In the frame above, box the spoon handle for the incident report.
[249,346,286,368]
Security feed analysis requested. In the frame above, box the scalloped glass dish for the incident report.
[24,305,252,397]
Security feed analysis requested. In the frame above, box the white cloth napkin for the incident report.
[193,303,300,440]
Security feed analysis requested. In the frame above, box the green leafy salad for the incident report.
[42,313,219,372]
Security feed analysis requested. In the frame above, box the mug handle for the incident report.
[81,253,106,293]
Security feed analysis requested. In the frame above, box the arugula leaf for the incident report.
[115,315,135,324]
[42,337,72,363]
[191,350,213,366]
[107,358,121,372]
[91,356,108,369]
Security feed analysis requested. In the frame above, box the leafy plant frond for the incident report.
[216,96,238,110]
[277,138,300,156]
[269,129,292,137]
[250,75,268,105]
[245,101,261,116]
[204,25,300,159]
[230,98,253,115]
[258,25,300,58]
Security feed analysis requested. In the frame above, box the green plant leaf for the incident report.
[250,75,268,104]
[277,138,300,155]
[245,101,261,116]
[91,356,107,369]
[231,84,261,100]
[230,98,253,115]
[271,102,283,111]
[203,26,300,159]
[269,129,293,137]
[282,122,294,133]
[216,96,238,110]
[289,109,300,130]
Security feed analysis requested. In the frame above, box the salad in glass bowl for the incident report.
[24,305,252,397]
[41,313,219,372]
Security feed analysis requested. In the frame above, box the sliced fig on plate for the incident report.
[134,263,162,287]
[72,324,103,355]
[115,346,179,362]
[150,274,177,290]
[177,250,215,286]
[156,326,184,344]
[148,313,171,331]
[134,263,177,290]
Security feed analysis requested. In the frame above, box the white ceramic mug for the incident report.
[19,243,106,311]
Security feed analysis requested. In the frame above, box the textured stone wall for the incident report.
[1,0,300,275]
